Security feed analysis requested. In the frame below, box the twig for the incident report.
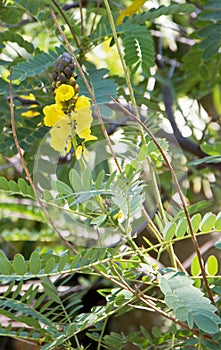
[9,68,78,255]
[110,97,216,306]
[51,0,80,48]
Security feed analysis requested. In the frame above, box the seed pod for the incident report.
[52,52,77,91]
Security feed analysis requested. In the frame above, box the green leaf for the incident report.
[164,222,176,241]
[0,177,9,191]
[43,257,56,274]
[0,251,13,275]
[91,214,107,227]
[159,271,221,334]
[200,212,216,232]
[57,254,68,272]
[191,255,201,276]
[126,4,196,24]
[95,169,105,190]
[13,254,27,275]
[29,251,41,275]
[18,178,28,194]
[187,213,201,234]
[11,46,65,81]
[69,168,82,192]
[122,25,155,76]
[194,313,219,334]
[206,255,218,276]
[41,276,60,304]
[82,168,92,191]
[0,30,34,53]
[78,68,117,104]
[204,0,221,10]
[214,212,221,230]
[176,217,188,238]
[8,180,19,192]
[52,180,73,195]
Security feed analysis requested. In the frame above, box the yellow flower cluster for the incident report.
[43,84,97,159]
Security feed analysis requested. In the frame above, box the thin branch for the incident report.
[79,0,84,36]
[9,68,78,255]
[51,0,80,48]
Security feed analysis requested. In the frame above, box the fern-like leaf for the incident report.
[11,46,65,81]
[122,25,155,76]
[126,4,196,25]
[159,270,221,334]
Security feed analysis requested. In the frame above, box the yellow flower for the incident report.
[49,117,72,152]
[20,93,40,118]
[43,104,66,127]
[75,95,91,110]
[117,0,146,25]
[43,84,97,156]
[75,145,83,160]
[55,84,75,104]
[71,100,97,141]
[22,110,40,117]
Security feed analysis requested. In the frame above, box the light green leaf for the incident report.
[44,257,56,274]
[200,212,216,232]
[191,255,201,276]
[194,313,219,334]
[187,213,201,234]
[29,251,41,275]
[52,180,73,195]
[69,168,82,192]
[206,255,218,276]
[176,217,188,238]
[13,254,27,275]
[95,169,105,190]
[214,212,221,230]
[164,222,176,241]
[0,251,13,275]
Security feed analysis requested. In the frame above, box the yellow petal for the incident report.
[117,0,146,25]
[80,129,97,141]
[20,93,37,101]
[75,95,91,110]
[21,110,40,118]
[55,84,75,104]
[75,145,83,160]
[49,117,71,152]
[43,104,66,127]
[72,107,93,137]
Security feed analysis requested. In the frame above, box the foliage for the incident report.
[0,0,221,349]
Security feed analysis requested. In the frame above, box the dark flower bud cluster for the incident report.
[52,52,78,92]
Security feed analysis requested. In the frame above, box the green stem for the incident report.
[103,0,145,144]
[148,158,166,226]
[97,317,108,350]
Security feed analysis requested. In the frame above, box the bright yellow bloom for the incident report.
[49,117,72,152]
[21,93,40,118]
[43,83,97,156]
[43,104,66,127]
[22,110,40,117]
[75,145,83,160]
[55,84,75,104]
[75,95,91,110]
[117,0,146,25]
